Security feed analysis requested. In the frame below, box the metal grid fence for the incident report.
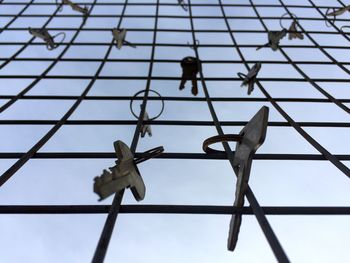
[0,0,349,262]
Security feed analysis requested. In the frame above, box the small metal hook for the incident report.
[188,39,200,50]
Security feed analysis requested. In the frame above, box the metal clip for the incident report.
[93,140,164,201]
[280,13,303,40]
[237,62,261,95]
[140,106,152,138]
[202,106,269,252]
[256,29,287,51]
[325,6,350,27]
[179,56,201,96]
[178,0,188,11]
[111,28,137,49]
[28,27,66,50]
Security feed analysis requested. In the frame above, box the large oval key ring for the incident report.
[130,89,165,121]
[203,134,243,154]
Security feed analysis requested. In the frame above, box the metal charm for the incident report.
[179,56,201,96]
[288,21,304,40]
[178,0,188,11]
[280,13,303,40]
[325,6,350,27]
[130,89,165,138]
[93,140,164,201]
[237,62,261,95]
[111,28,136,49]
[256,29,287,51]
[140,106,152,138]
[28,27,66,50]
[58,0,89,24]
[202,106,269,252]
[326,6,350,17]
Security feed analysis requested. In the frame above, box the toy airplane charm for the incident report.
[59,0,89,24]
[179,56,200,96]
[202,106,269,252]
[93,140,163,201]
[256,29,287,51]
[140,108,152,138]
[237,62,261,95]
[111,28,137,49]
[28,27,65,50]
[178,0,188,11]
[288,21,304,40]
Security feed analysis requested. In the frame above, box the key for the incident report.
[179,56,200,96]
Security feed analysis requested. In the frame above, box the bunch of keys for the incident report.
[179,56,201,96]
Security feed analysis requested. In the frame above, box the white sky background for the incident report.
[0,0,350,262]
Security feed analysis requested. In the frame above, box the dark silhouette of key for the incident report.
[179,56,200,96]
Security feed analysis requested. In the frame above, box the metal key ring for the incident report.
[237,72,247,80]
[279,12,297,30]
[203,134,243,154]
[130,89,165,121]
[325,8,336,28]
[340,25,350,33]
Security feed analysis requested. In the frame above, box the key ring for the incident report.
[202,134,243,154]
[279,12,297,29]
[47,32,66,50]
[340,25,350,33]
[237,72,247,80]
[325,8,336,28]
[130,89,165,121]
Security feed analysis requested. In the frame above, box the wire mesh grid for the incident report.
[0,0,349,262]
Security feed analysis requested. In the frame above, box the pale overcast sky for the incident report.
[0,0,349,262]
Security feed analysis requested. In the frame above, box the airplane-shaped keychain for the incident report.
[94,140,163,201]
[237,62,261,95]
[28,27,66,50]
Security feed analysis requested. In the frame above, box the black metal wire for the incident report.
[0,205,349,215]
[0,0,349,261]
[92,0,160,261]
[0,95,349,103]
[187,1,290,261]
[0,0,99,186]
[1,152,350,161]
[0,2,348,9]
[0,4,95,113]
[247,0,350,177]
